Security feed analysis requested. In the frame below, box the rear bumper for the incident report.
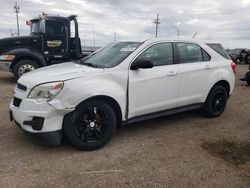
[0,60,11,72]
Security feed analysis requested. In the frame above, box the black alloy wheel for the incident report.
[75,107,108,143]
[210,89,227,115]
[204,85,228,117]
[64,100,116,150]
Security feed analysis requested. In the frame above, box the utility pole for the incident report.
[153,14,160,37]
[14,1,20,36]
[83,31,85,46]
[93,30,95,47]
[174,26,180,37]
[114,32,117,41]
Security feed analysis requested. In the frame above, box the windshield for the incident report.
[31,21,40,34]
[78,42,142,68]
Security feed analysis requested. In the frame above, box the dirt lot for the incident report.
[0,65,250,188]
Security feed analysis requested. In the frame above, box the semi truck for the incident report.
[0,14,93,80]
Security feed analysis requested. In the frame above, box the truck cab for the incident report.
[0,14,84,80]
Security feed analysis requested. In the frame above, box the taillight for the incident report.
[231,61,236,74]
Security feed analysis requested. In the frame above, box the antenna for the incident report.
[193,32,198,38]
[153,14,160,37]
[13,1,20,36]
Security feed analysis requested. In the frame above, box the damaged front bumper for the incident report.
[9,92,74,145]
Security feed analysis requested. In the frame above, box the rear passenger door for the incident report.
[175,42,211,107]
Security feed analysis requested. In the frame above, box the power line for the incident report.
[14,1,20,36]
[153,14,160,37]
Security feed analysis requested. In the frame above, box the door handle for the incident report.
[204,65,211,70]
[167,71,177,76]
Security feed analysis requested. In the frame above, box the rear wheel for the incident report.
[204,85,228,118]
[13,59,39,80]
[64,100,116,150]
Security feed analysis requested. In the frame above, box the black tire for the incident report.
[247,80,250,86]
[13,59,39,80]
[64,100,117,150]
[203,85,228,118]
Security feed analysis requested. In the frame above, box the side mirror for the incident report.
[131,59,153,70]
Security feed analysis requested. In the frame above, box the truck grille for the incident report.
[17,83,27,92]
[13,97,22,107]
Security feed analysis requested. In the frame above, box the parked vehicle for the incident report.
[240,55,250,85]
[0,14,93,80]
[228,48,248,64]
[9,38,236,150]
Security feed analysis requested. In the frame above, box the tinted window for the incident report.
[136,43,173,66]
[31,21,40,34]
[177,43,203,63]
[46,21,65,36]
[202,49,211,61]
[206,43,231,60]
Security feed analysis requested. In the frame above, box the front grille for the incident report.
[17,83,27,92]
[13,97,22,107]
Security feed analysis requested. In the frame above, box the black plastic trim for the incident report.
[124,103,204,125]
[13,97,22,107]
[17,83,27,92]
[23,117,44,131]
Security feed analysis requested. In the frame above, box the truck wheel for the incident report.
[64,100,117,150]
[203,85,228,118]
[13,59,39,80]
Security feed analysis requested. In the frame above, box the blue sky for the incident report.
[0,0,250,48]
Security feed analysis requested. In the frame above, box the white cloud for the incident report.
[185,19,200,25]
[0,0,249,48]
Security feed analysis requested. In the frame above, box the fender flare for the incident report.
[6,48,46,70]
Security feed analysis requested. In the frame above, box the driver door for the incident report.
[43,20,67,61]
[128,42,179,118]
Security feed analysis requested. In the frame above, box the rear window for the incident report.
[206,43,231,60]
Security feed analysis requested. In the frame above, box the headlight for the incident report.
[0,55,15,61]
[28,82,64,102]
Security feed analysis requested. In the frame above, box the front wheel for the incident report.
[13,59,39,80]
[203,85,228,118]
[64,100,117,150]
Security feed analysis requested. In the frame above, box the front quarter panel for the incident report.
[56,70,128,120]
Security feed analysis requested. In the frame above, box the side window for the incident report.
[45,21,65,36]
[136,43,173,66]
[202,49,211,61]
[177,43,203,63]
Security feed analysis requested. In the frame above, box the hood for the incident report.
[0,35,37,54]
[18,62,105,89]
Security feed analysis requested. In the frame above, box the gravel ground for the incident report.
[0,65,250,188]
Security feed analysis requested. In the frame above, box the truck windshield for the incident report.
[79,42,142,68]
[31,21,40,34]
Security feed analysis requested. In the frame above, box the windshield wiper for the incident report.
[82,62,102,68]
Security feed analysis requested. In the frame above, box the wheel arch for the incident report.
[6,48,46,70]
[74,95,123,129]
[214,80,230,96]
[206,80,230,100]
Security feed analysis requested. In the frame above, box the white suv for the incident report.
[9,38,236,150]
